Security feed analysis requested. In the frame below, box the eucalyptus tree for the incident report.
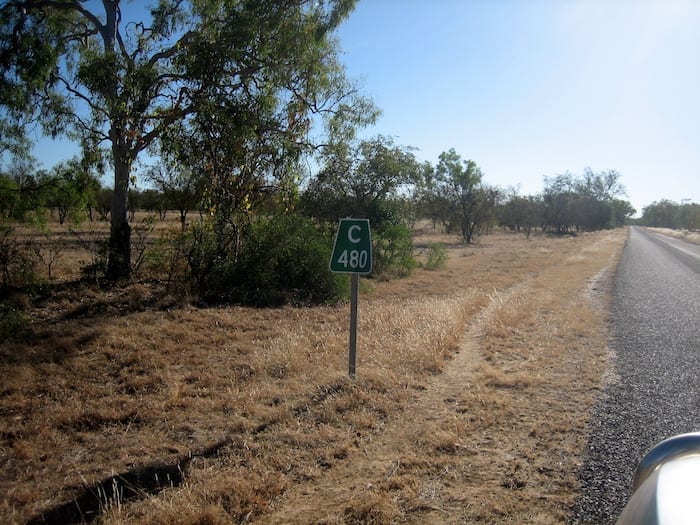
[542,173,577,233]
[304,135,422,227]
[42,157,101,224]
[498,191,544,237]
[146,161,202,229]
[424,149,486,244]
[1,0,367,279]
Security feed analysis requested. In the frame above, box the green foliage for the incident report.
[419,149,492,244]
[364,198,414,232]
[303,135,421,226]
[497,194,543,236]
[423,242,448,271]
[0,224,40,289]
[0,174,20,219]
[2,0,371,279]
[95,188,112,221]
[372,223,416,278]
[141,229,186,283]
[178,218,236,298]
[177,214,345,306]
[541,169,632,232]
[641,200,700,230]
[228,215,347,306]
[0,169,47,223]
[41,158,100,225]
[300,135,422,282]
[0,301,29,342]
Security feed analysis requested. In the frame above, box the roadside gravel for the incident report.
[569,227,700,524]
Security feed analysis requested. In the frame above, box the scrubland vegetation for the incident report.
[1,2,692,522]
[637,200,700,231]
[0,222,627,524]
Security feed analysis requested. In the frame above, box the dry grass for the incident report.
[0,223,627,524]
[646,226,700,245]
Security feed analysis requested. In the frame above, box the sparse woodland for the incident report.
[1,224,629,524]
[0,1,697,523]
[1,1,644,303]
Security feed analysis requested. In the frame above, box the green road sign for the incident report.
[330,219,372,274]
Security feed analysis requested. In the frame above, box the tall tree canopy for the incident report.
[421,149,490,243]
[641,199,700,230]
[1,0,370,278]
[302,135,421,226]
[542,168,631,232]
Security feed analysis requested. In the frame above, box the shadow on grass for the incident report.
[27,440,229,525]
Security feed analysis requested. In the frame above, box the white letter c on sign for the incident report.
[348,225,361,243]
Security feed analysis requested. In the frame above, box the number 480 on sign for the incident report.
[336,249,369,269]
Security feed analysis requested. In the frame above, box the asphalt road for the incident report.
[569,227,700,524]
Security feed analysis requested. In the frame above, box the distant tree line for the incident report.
[0,156,103,225]
[497,168,635,237]
[1,137,637,300]
[0,0,641,307]
[638,200,700,230]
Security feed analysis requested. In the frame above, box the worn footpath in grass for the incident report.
[262,229,625,524]
[0,227,627,524]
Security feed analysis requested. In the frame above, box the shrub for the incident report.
[0,301,29,342]
[424,242,448,270]
[372,223,416,278]
[0,224,41,289]
[78,239,109,284]
[143,228,187,283]
[181,214,347,306]
[179,218,237,298]
[228,215,347,306]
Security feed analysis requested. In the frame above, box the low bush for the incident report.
[372,223,416,278]
[424,242,448,270]
[0,301,29,342]
[78,240,109,284]
[229,215,347,306]
[0,225,41,289]
[181,214,347,307]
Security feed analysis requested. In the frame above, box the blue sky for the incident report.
[28,0,699,215]
[336,0,700,215]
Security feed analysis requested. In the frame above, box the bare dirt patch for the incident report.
[0,227,627,524]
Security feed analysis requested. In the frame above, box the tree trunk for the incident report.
[101,0,133,280]
[107,148,132,280]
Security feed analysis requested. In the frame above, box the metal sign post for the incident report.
[329,219,372,378]
[348,273,359,378]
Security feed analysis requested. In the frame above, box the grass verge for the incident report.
[0,228,627,524]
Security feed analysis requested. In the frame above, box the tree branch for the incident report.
[147,30,195,68]
[20,0,106,39]
[54,73,108,119]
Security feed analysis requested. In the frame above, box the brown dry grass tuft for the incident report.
[0,224,627,524]
[646,226,700,245]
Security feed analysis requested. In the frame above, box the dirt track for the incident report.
[262,231,625,524]
[263,284,492,524]
[1,229,627,524]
